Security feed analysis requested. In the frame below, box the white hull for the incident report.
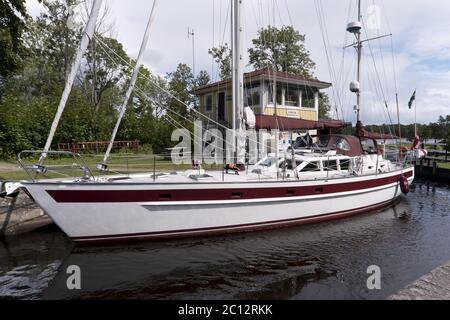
[22,167,414,244]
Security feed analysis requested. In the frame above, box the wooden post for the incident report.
[153,155,156,183]
[433,161,437,179]
[446,142,448,162]
[419,160,423,176]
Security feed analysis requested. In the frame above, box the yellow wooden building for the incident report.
[194,69,332,128]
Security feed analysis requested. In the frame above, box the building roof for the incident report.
[194,69,332,95]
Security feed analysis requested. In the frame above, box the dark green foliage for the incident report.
[249,26,316,77]
[0,1,212,158]
[0,0,34,80]
[363,115,450,141]
[319,92,331,119]
[208,44,232,80]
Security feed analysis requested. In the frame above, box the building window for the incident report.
[245,83,261,107]
[302,90,316,109]
[205,94,213,113]
[268,84,283,106]
[285,86,300,107]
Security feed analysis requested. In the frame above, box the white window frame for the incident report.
[205,94,214,113]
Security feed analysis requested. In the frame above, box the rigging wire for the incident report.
[314,0,344,121]
[94,34,267,151]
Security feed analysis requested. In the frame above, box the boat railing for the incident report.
[17,150,95,182]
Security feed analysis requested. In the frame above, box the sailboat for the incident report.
[2,0,414,245]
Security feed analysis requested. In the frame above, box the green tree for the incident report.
[195,70,210,88]
[208,44,232,80]
[166,63,196,124]
[82,35,132,112]
[35,0,81,82]
[249,26,316,77]
[0,0,33,81]
[318,92,331,119]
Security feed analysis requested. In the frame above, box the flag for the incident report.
[408,90,416,109]
[411,135,420,151]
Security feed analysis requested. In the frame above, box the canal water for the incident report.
[0,180,449,300]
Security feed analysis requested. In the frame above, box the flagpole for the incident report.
[414,89,417,136]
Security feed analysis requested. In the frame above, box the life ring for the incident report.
[399,175,410,194]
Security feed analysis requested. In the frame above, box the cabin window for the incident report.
[323,160,338,171]
[245,83,261,107]
[285,86,300,107]
[339,160,350,171]
[279,160,302,170]
[301,162,321,172]
[361,139,377,154]
[333,138,352,152]
[318,135,330,148]
[205,94,213,113]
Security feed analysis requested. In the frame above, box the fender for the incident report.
[399,175,410,194]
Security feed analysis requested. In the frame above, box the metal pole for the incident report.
[415,89,418,136]
[356,0,362,124]
[232,0,245,165]
[188,28,195,77]
[153,155,156,182]
[445,118,450,162]
[232,0,244,133]
[40,0,103,164]
[101,0,159,168]
[396,93,403,161]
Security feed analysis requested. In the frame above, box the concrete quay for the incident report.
[390,262,450,300]
[0,189,52,237]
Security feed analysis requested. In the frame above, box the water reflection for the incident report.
[1,181,449,300]
[0,229,72,299]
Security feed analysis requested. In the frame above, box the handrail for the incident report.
[17,150,95,182]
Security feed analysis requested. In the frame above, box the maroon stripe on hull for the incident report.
[72,198,399,246]
[47,170,414,203]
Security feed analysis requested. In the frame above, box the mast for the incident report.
[347,0,363,135]
[39,0,103,164]
[232,0,245,163]
[232,0,244,133]
[345,0,393,138]
[356,0,362,124]
[100,0,158,169]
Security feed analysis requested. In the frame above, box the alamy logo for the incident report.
[171,121,281,166]
[66,265,81,290]
[367,265,381,290]
[366,5,382,31]
[66,5,79,30]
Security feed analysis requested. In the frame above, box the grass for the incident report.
[438,162,450,170]
[0,153,224,181]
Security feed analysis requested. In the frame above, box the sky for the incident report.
[26,0,450,125]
